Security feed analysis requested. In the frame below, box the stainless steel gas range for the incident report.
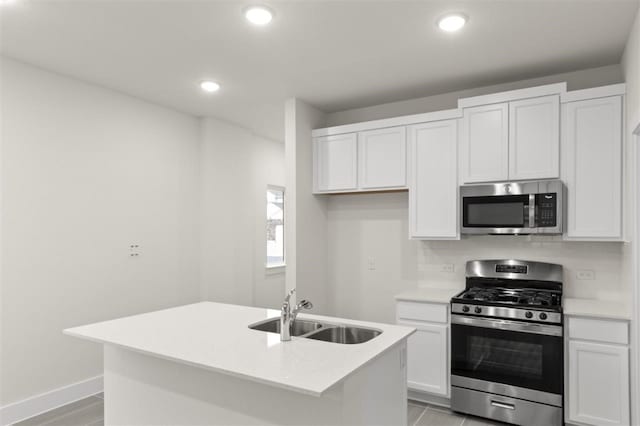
[450,259,564,426]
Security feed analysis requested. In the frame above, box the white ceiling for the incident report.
[1,0,638,141]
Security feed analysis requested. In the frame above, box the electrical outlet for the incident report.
[576,270,595,280]
[367,257,376,270]
[441,263,455,273]
[129,243,141,257]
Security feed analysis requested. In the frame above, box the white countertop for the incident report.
[64,302,414,397]
[563,298,632,321]
[394,287,461,304]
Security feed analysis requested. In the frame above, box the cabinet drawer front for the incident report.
[397,301,448,323]
[568,317,628,345]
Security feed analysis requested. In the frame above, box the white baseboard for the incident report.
[0,375,103,426]
[408,389,450,409]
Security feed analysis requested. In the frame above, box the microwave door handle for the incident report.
[528,194,536,228]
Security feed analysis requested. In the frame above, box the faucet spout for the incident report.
[280,289,312,341]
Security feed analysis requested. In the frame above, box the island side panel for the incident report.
[103,345,344,426]
[340,341,408,425]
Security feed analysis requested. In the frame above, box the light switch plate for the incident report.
[441,264,455,273]
[576,270,595,280]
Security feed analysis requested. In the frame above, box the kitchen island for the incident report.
[64,302,415,425]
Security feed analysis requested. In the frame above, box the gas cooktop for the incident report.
[450,259,564,324]
[456,287,561,309]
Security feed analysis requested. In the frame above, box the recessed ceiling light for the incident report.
[244,5,273,26]
[437,13,467,32]
[200,81,220,93]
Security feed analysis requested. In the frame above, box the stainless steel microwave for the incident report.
[460,180,564,235]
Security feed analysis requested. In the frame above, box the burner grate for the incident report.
[458,287,560,308]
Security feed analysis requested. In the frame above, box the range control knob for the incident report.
[474,307,482,314]
[539,312,548,320]
[525,311,533,319]
[462,305,470,313]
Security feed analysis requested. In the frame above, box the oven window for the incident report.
[463,195,528,227]
[468,336,543,379]
[451,324,563,394]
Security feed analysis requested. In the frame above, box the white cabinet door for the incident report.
[509,95,560,180]
[461,103,509,183]
[408,120,458,239]
[399,320,449,396]
[358,127,407,189]
[568,340,630,426]
[313,133,358,192]
[562,96,622,240]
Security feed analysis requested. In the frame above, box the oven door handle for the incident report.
[451,315,562,336]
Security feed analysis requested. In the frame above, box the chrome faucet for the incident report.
[280,289,313,341]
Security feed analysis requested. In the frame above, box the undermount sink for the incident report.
[249,318,383,344]
[249,318,324,336]
[305,326,382,344]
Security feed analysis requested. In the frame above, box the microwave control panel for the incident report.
[535,193,557,227]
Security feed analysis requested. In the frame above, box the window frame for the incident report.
[265,184,286,271]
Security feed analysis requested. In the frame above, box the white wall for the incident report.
[0,58,202,406]
[200,117,285,310]
[326,64,623,127]
[284,99,329,313]
[328,192,625,324]
[621,6,640,426]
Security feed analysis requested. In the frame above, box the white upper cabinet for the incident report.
[461,94,560,183]
[358,127,407,190]
[509,95,560,180]
[461,103,509,183]
[313,133,358,192]
[408,120,458,239]
[562,96,623,240]
[313,128,407,194]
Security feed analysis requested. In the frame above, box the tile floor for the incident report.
[407,400,505,426]
[15,396,504,426]
[14,395,104,426]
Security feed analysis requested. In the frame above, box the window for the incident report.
[266,186,285,268]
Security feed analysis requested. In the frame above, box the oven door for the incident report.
[451,315,563,397]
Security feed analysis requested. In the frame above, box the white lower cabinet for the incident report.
[396,301,449,398]
[405,322,448,395]
[566,317,630,426]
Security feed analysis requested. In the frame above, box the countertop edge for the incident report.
[563,310,632,321]
[63,305,416,398]
[562,298,632,321]
[64,329,327,397]
[394,288,460,304]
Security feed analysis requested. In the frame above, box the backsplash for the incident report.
[327,192,627,324]
[417,236,625,301]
